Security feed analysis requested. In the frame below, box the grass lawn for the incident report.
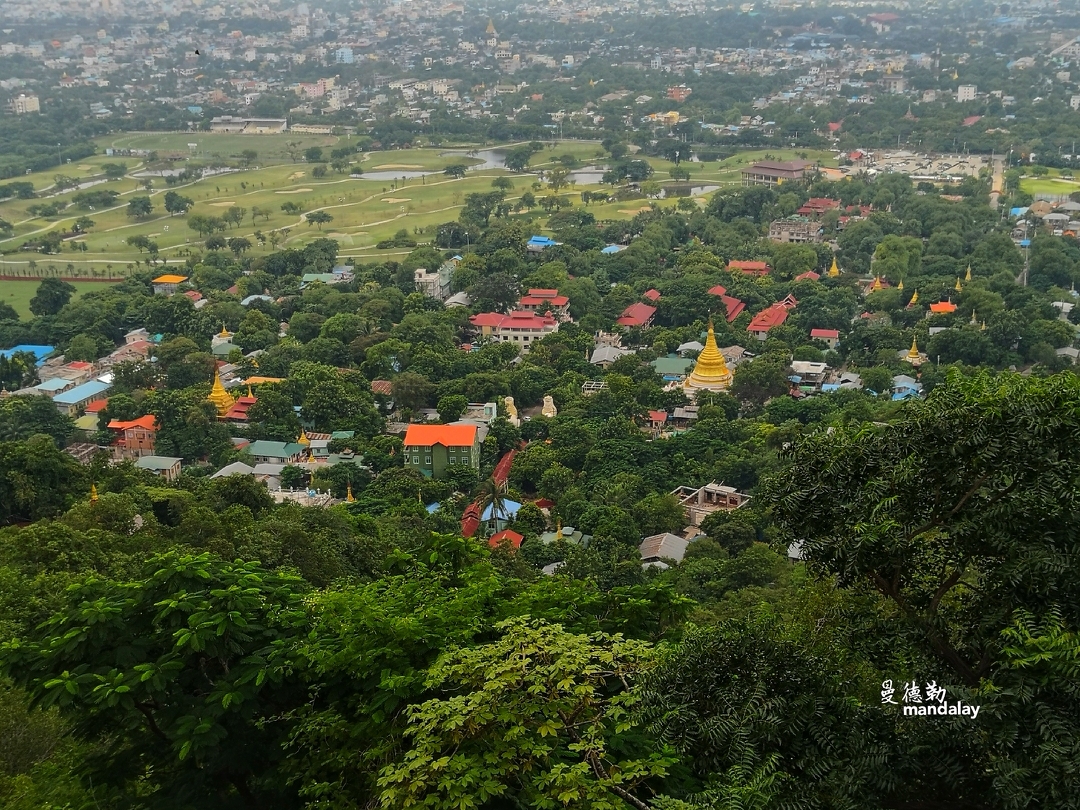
[0,141,839,272]
[1020,175,1080,197]
[0,279,109,319]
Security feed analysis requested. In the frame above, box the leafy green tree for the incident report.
[436,394,468,423]
[731,357,789,406]
[29,278,76,316]
[378,617,677,810]
[2,553,309,808]
[126,196,153,218]
[306,211,333,230]
[0,435,87,523]
[304,147,324,163]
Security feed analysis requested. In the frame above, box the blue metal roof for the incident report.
[0,345,55,366]
[53,379,110,405]
[35,378,72,392]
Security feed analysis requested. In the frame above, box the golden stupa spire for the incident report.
[906,336,922,361]
[246,383,253,398]
[90,483,99,504]
[683,319,733,392]
[955,277,963,292]
[297,429,310,446]
[485,17,496,34]
[897,278,904,291]
[828,255,840,277]
[308,450,316,463]
[219,322,230,338]
[952,68,958,80]
[965,264,972,281]
[971,309,978,325]
[870,275,883,292]
[207,366,236,416]
[346,482,355,503]
[909,288,919,305]
[980,320,987,331]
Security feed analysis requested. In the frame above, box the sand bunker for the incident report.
[382,198,411,203]
[210,201,236,207]
[288,172,306,180]
[374,164,423,170]
[276,188,313,194]
[618,207,652,214]
[77,164,94,171]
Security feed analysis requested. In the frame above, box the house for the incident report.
[518,288,570,320]
[639,532,691,567]
[480,499,522,534]
[748,297,797,341]
[53,379,111,416]
[414,258,457,301]
[134,455,182,481]
[590,345,635,368]
[469,311,559,353]
[666,85,692,102]
[741,159,812,187]
[789,361,828,390]
[34,378,77,398]
[211,461,257,479]
[651,354,694,381]
[247,440,308,465]
[107,414,157,459]
[540,525,593,546]
[648,410,668,437]
[707,285,746,321]
[810,328,840,349]
[151,274,188,295]
[403,423,480,479]
[727,260,771,276]
[797,197,841,217]
[526,235,559,252]
[643,288,661,303]
[0,345,55,366]
[617,302,657,328]
[671,482,750,526]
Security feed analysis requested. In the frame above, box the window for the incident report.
[449,457,456,465]
[425,456,432,464]
[412,455,419,464]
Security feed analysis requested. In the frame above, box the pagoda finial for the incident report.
[297,429,310,446]
[346,482,355,503]
[965,264,972,281]
[90,483,99,504]
[907,336,921,361]
[971,309,977,325]
[308,450,316,463]
[219,322,230,338]
[246,383,253,398]
[955,277,963,292]
[828,255,840,277]
[897,278,904,291]
[909,288,919,305]
[870,275,883,292]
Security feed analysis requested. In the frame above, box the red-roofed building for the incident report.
[461,502,481,538]
[707,285,746,322]
[492,448,518,487]
[962,115,983,127]
[371,380,393,396]
[224,391,257,422]
[488,528,524,549]
[929,301,958,314]
[534,498,555,511]
[794,270,821,282]
[728,260,771,276]
[469,311,560,352]
[748,296,798,341]
[643,288,661,302]
[810,328,840,349]
[84,398,109,415]
[184,290,204,303]
[828,122,842,134]
[107,414,158,460]
[518,288,571,320]
[617,302,657,328]
[403,423,480,478]
[797,198,841,217]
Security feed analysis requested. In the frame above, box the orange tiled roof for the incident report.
[404,423,478,448]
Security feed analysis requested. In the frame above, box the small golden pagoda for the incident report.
[828,255,840,277]
[897,278,904,291]
[297,429,310,447]
[980,320,987,331]
[901,336,926,366]
[908,288,919,306]
[207,367,236,416]
[683,320,733,393]
[90,483,99,504]
[970,309,978,326]
[955,277,963,292]
[346,482,355,503]
[307,450,316,463]
[218,322,231,338]
[869,275,884,292]
[965,265,972,282]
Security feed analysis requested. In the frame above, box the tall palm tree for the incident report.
[474,475,506,537]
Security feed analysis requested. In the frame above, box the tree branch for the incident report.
[134,702,170,745]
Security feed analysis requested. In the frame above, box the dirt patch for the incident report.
[77,164,94,171]
[288,172,306,180]
[382,198,411,203]
[210,201,236,207]
[618,207,652,214]
[276,188,313,194]
[374,163,423,170]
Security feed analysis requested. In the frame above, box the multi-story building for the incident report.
[414,258,457,301]
[741,159,812,186]
[107,414,158,459]
[403,423,480,479]
[670,482,751,526]
[957,84,977,102]
[9,93,39,114]
[768,217,823,244]
[468,311,559,353]
[517,288,570,321]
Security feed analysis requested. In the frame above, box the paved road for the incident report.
[989,157,1005,209]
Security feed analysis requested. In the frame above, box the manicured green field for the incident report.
[0,279,109,319]
[0,139,837,271]
[99,131,340,164]
[1020,175,1080,197]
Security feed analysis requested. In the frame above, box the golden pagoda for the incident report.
[828,255,840,277]
[897,278,904,291]
[297,429,310,447]
[485,18,497,35]
[980,320,987,331]
[218,322,231,338]
[965,265,972,282]
[90,483,99,504]
[970,309,978,326]
[955,277,963,292]
[869,275,883,292]
[908,288,919,306]
[207,367,236,416]
[902,336,926,366]
[307,450,316,463]
[246,383,254,398]
[346,482,355,503]
[683,320,733,393]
